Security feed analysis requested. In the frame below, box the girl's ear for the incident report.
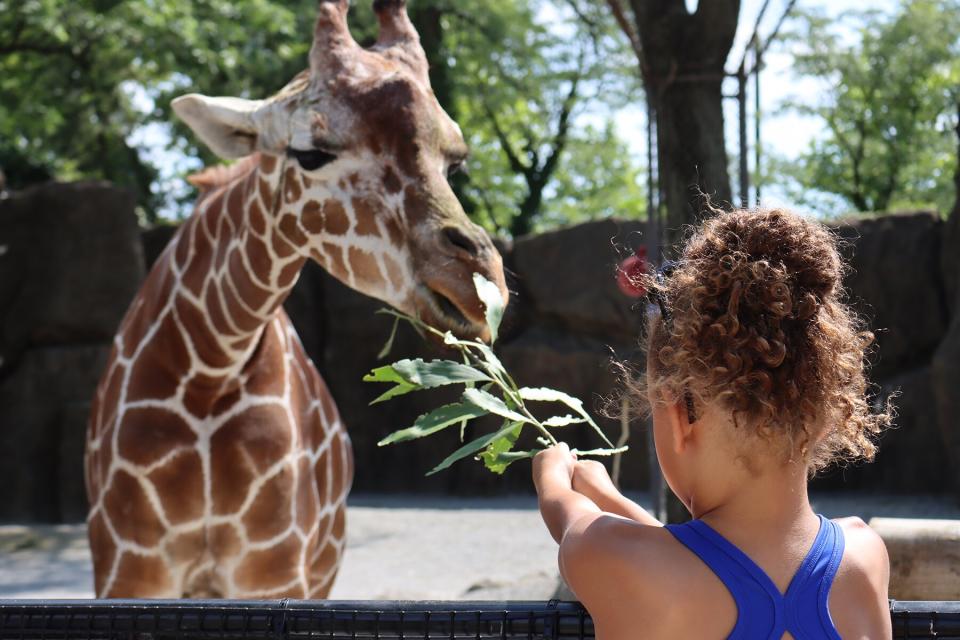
[172,94,264,160]
[668,398,696,454]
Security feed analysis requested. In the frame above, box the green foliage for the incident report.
[367,274,626,476]
[1,0,644,231]
[0,0,317,220]
[775,0,960,215]
[443,1,645,235]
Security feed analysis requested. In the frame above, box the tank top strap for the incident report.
[782,515,845,640]
[666,520,783,639]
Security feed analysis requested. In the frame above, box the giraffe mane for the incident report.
[187,153,262,200]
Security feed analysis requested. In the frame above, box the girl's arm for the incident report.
[532,444,601,544]
[572,461,662,527]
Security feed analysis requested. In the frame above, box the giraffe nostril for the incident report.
[442,226,480,258]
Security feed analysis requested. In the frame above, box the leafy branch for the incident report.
[365,274,626,476]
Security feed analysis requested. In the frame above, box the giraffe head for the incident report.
[172,0,508,340]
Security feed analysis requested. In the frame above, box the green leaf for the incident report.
[480,423,524,474]
[518,387,614,447]
[541,415,586,427]
[363,365,420,404]
[473,273,505,343]
[377,315,401,359]
[489,449,539,469]
[572,446,630,457]
[427,420,524,476]
[378,402,489,446]
[393,359,491,388]
[462,388,529,424]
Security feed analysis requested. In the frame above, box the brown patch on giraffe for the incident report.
[301,200,324,234]
[322,200,350,235]
[382,165,403,194]
[242,233,272,276]
[348,173,361,188]
[164,528,205,566]
[96,361,124,429]
[173,297,235,370]
[278,214,308,246]
[260,154,278,175]
[210,405,292,515]
[310,542,339,586]
[148,449,205,525]
[283,166,302,204]
[346,78,421,176]
[348,247,385,289]
[332,502,346,540]
[227,184,245,230]
[126,311,190,402]
[182,230,214,298]
[248,199,267,236]
[352,198,380,236]
[233,532,302,591]
[271,227,297,259]
[403,184,427,224]
[214,220,230,269]
[220,277,263,333]
[242,464,294,542]
[329,432,350,503]
[259,178,273,207]
[103,469,166,548]
[203,284,234,337]
[383,215,404,248]
[244,329,287,398]
[87,510,116,596]
[202,191,225,240]
[314,447,331,504]
[231,243,273,311]
[318,379,339,430]
[108,552,175,597]
[277,260,302,289]
[382,254,405,292]
[117,407,196,466]
[295,457,318,531]
[208,386,243,418]
[209,523,243,559]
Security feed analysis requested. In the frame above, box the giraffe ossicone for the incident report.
[85,0,508,598]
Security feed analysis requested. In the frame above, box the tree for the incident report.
[603,0,740,237]
[0,0,319,222]
[441,0,645,236]
[775,1,960,215]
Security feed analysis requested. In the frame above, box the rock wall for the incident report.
[0,182,955,521]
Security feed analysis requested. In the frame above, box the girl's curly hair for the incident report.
[640,208,892,473]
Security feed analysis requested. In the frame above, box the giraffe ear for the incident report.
[172,94,265,160]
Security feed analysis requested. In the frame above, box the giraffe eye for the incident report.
[447,159,466,179]
[288,147,337,171]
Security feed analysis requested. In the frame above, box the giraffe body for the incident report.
[85,0,507,598]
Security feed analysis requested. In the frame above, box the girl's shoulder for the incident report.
[830,517,892,639]
[559,514,736,636]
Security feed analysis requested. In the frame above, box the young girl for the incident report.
[533,209,892,639]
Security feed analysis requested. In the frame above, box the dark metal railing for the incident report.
[0,599,956,639]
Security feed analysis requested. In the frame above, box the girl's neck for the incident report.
[694,457,818,537]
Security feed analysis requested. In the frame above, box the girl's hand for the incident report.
[572,460,617,503]
[532,442,577,489]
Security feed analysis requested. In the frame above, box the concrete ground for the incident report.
[1,493,958,600]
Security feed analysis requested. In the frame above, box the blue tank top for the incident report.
[665,515,845,640]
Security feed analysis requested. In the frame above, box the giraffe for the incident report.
[85,0,508,599]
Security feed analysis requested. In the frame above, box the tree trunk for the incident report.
[656,79,733,238]
[623,0,740,241]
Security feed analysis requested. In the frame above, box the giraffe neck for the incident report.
[168,153,315,385]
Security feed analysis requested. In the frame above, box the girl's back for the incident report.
[559,513,890,639]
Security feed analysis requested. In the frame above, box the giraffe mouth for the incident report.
[418,285,486,337]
